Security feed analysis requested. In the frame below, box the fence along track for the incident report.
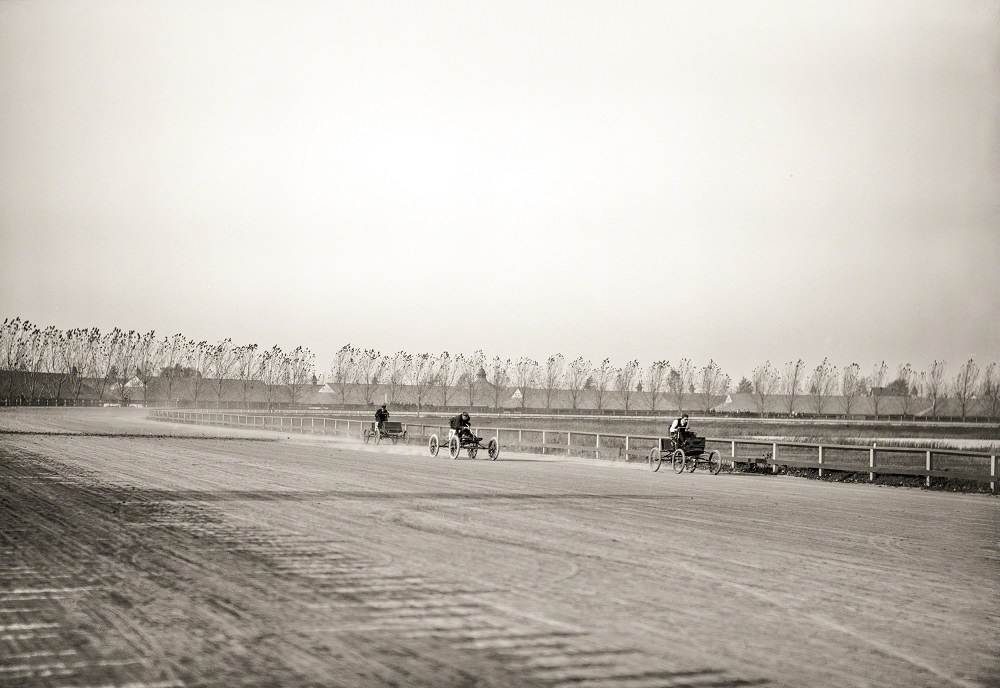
[150,410,998,492]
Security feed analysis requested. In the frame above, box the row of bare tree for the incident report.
[2,318,998,420]
[747,358,998,421]
[328,346,999,420]
[0,318,314,406]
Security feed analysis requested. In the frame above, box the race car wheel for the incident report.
[374,429,381,445]
[649,447,662,472]
[487,438,500,460]
[428,434,440,457]
[448,435,461,460]
[708,450,723,475]
[468,446,478,460]
[363,429,372,444]
[672,449,686,473]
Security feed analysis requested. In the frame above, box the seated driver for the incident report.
[449,412,473,442]
[669,413,690,449]
[374,403,389,433]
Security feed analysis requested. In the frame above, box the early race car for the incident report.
[428,427,500,460]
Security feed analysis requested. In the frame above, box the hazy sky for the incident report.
[2,0,998,382]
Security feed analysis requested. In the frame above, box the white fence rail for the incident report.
[148,410,997,493]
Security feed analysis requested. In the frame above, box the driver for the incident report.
[669,413,690,448]
[374,403,389,433]
[449,411,472,442]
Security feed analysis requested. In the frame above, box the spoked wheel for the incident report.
[708,450,723,475]
[363,429,372,444]
[487,438,500,460]
[428,434,440,456]
[391,435,398,444]
[374,430,382,445]
[448,435,461,460]
[649,447,663,472]
[672,449,686,473]
[468,446,478,460]
[686,454,697,472]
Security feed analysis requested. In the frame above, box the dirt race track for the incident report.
[1,409,997,688]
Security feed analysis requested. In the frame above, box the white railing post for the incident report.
[624,435,630,462]
[567,431,572,457]
[818,445,823,478]
[595,433,600,460]
[991,455,996,494]
[542,430,546,455]
[870,444,876,482]
[926,450,932,487]
[771,442,778,473]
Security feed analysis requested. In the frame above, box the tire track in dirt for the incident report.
[4,414,997,687]
[2,439,768,687]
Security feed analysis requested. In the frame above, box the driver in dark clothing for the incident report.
[449,412,472,441]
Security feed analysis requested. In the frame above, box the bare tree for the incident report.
[781,359,806,416]
[512,357,539,410]
[925,360,947,419]
[616,359,640,412]
[258,345,288,411]
[698,360,729,412]
[808,358,837,415]
[952,358,980,421]
[1,318,32,402]
[541,354,565,409]
[208,338,237,406]
[896,363,916,417]
[751,361,779,416]
[487,356,511,411]
[410,353,438,415]
[22,324,48,402]
[437,352,462,408]
[644,360,669,412]
[460,350,485,407]
[132,331,161,405]
[566,357,591,410]
[979,362,1000,422]
[668,358,695,413]
[328,345,357,407]
[111,330,141,405]
[233,344,260,409]
[40,328,71,403]
[868,361,888,420]
[91,328,125,403]
[840,363,862,416]
[592,358,614,411]
[159,334,192,405]
[355,348,387,406]
[385,351,412,405]
[188,341,212,406]
[286,346,315,406]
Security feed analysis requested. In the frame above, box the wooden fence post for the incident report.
[926,450,932,488]
[870,445,876,482]
[992,455,996,494]
[624,435,630,462]
[771,442,778,473]
[818,445,823,478]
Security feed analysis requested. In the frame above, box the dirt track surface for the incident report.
[1,408,997,688]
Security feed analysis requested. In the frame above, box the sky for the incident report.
[1,0,998,383]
